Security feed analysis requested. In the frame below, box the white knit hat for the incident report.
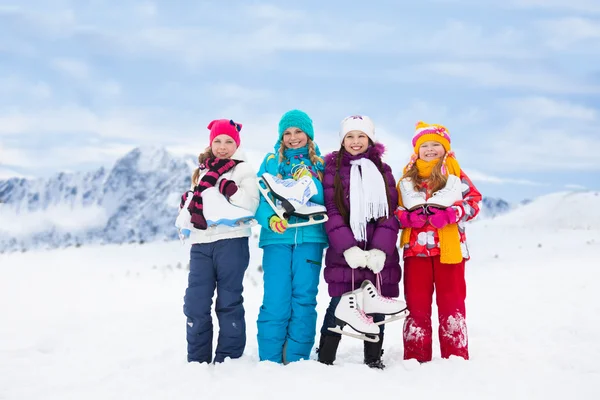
[339,115,375,143]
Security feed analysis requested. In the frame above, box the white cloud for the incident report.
[134,2,157,18]
[536,17,600,49]
[467,170,547,186]
[476,122,600,171]
[424,62,600,94]
[565,184,587,190]
[0,105,186,140]
[508,0,600,13]
[500,96,597,121]
[51,58,91,80]
[208,83,271,102]
[0,76,52,99]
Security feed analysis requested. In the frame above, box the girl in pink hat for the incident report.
[177,119,259,364]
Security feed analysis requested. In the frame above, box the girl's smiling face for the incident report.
[282,127,308,149]
[211,134,237,159]
[418,140,446,161]
[343,130,370,155]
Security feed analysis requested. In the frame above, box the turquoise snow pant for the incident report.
[257,243,324,363]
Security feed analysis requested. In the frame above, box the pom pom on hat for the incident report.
[208,119,242,147]
[339,115,375,143]
[278,109,314,141]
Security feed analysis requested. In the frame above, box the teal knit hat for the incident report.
[278,109,314,141]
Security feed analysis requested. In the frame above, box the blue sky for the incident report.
[1,0,599,202]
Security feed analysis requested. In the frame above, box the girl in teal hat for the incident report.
[255,109,328,364]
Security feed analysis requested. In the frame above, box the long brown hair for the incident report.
[333,144,394,225]
[401,159,448,194]
[191,146,214,186]
[278,137,324,181]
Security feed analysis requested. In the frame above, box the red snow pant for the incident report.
[403,256,468,362]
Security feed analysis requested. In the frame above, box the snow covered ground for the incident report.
[2,193,600,399]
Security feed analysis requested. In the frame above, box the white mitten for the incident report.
[343,246,368,269]
[366,249,386,274]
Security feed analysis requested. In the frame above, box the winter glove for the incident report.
[269,215,288,234]
[396,208,427,228]
[218,179,238,198]
[366,249,386,274]
[343,246,368,269]
[428,207,458,229]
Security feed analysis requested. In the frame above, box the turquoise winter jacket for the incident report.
[256,144,329,248]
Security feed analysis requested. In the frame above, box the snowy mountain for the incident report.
[479,196,512,219]
[0,147,195,252]
[483,191,600,230]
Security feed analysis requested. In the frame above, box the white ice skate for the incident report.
[399,178,427,211]
[175,191,194,242]
[427,174,462,210]
[257,173,328,228]
[360,280,409,326]
[202,187,256,230]
[328,291,380,343]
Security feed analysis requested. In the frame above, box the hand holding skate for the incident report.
[399,175,463,214]
[428,207,458,229]
[269,215,288,233]
[218,179,238,198]
[397,208,427,228]
[366,249,386,274]
[343,246,368,269]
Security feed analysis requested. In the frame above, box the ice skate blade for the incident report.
[206,217,256,228]
[372,309,409,326]
[286,212,328,228]
[327,326,379,343]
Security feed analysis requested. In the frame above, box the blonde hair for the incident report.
[278,137,324,181]
[401,160,447,194]
[191,147,214,186]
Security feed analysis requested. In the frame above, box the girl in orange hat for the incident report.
[395,121,482,363]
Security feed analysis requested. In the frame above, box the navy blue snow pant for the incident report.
[183,237,249,363]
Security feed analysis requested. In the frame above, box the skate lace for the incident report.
[375,275,398,303]
[291,164,312,180]
[357,308,374,324]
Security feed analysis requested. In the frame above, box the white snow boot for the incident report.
[328,292,380,342]
[360,280,408,326]
[427,174,463,209]
[202,187,255,229]
[260,173,317,213]
[399,177,427,211]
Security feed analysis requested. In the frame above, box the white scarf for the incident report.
[349,158,389,242]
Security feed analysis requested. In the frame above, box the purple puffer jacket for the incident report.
[323,143,401,297]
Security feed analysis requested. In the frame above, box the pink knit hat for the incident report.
[207,119,242,147]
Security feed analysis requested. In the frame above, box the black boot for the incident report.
[364,333,385,369]
[316,335,341,365]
